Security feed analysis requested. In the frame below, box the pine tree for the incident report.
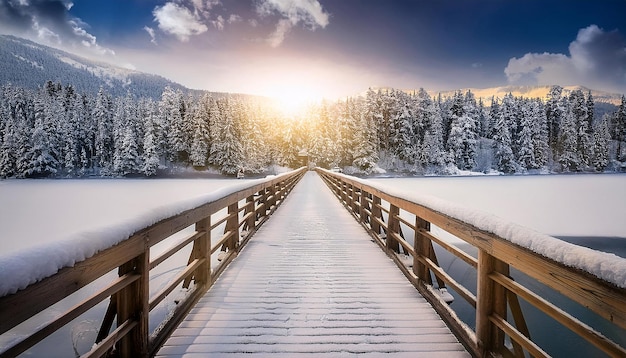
[530,99,550,169]
[422,101,448,171]
[516,99,536,170]
[189,100,210,167]
[492,106,516,174]
[114,124,141,176]
[570,89,591,168]
[142,106,160,176]
[26,95,58,176]
[214,98,244,175]
[446,91,478,170]
[592,114,610,171]
[93,88,114,174]
[487,96,500,139]
[545,86,564,157]
[612,96,626,160]
[558,105,581,172]
[351,97,379,172]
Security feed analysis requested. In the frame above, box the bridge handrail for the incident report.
[0,167,307,358]
[316,168,626,358]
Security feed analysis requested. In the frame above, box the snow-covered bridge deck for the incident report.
[155,172,469,357]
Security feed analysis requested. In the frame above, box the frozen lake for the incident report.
[2,174,624,256]
[370,173,626,250]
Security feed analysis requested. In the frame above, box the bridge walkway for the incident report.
[155,172,469,357]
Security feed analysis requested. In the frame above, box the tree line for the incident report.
[1,81,625,178]
[304,87,625,174]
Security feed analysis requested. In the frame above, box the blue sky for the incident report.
[1,0,625,99]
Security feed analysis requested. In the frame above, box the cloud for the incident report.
[0,0,114,55]
[228,14,242,24]
[144,26,157,45]
[256,0,330,47]
[212,15,225,30]
[505,25,626,92]
[153,2,208,42]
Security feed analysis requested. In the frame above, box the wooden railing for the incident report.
[317,168,626,358]
[0,167,307,358]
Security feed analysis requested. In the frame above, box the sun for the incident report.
[265,84,323,117]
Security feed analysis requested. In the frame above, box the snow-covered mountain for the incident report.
[0,35,187,99]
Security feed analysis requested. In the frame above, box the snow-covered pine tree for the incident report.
[447,91,478,170]
[113,93,141,176]
[142,103,160,176]
[530,99,550,169]
[189,99,210,167]
[207,95,223,167]
[592,114,610,171]
[93,87,114,174]
[477,98,488,138]
[9,87,36,178]
[114,124,141,176]
[612,95,626,160]
[422,99,448,171]
[516,99,536,171]
[351,97,379,172]
[487,96,500,139]
[26,94,58,177]
[569,89,591,168]
[214,97,244,175]
[492,102,516,174]
[557,104,581,172]
[545,86,564,158]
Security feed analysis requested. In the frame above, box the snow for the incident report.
[347,173,626,288]
[0,172,293,297]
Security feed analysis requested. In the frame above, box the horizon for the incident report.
[1,0,626,102]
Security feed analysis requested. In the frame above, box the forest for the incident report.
[1,81,625,178]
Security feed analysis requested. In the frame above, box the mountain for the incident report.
[0,35,188,99]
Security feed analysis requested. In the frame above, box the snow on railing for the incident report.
[0,167,307,357]
[317,168,626,358]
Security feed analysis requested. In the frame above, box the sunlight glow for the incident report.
[265,84,323,117]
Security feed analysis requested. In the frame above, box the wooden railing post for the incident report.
[195,217,211,286]
[351,186,359,213]
[116,253,149,357]
[414,217,432,284]
[226,202,239,251]
[387,205,401,253]
[359,189,369,224]
[243,195,256,233]
[371,195,383,235]
[476,250,508,357]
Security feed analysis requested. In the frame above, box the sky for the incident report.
[1,0,625,100]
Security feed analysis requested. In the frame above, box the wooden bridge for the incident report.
[1,168,625,357]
